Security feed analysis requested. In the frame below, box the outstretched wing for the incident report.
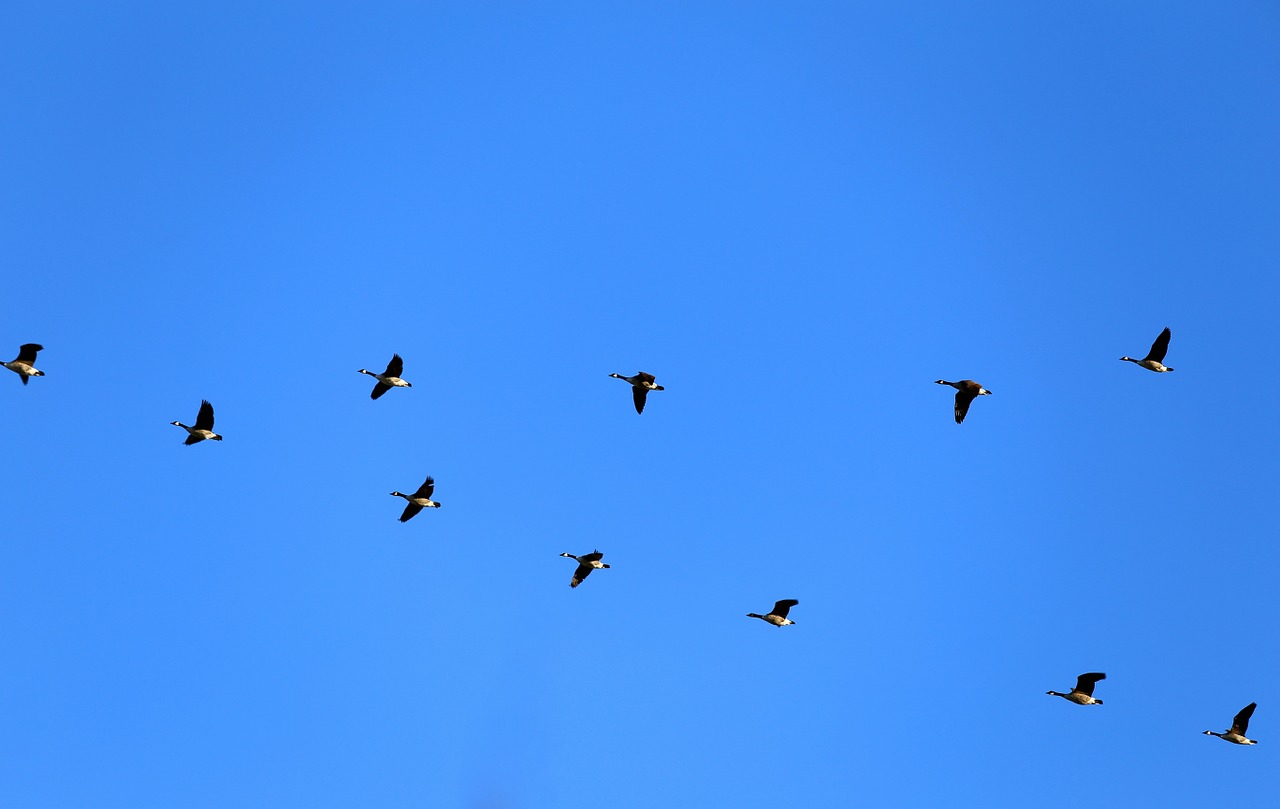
[184,433,204,446]
[414,476,436,498]
[371,382,392,400]
[194,400,216,431]
[1145,328,1171,363]
[384,354,404,378]
[1074,672,1106,697]
[772,599,799,618]
[1231,702,1257,735]
[570,563,594,588]
[581,550,604,564]
[632,386,648,414]
[954,390,977,424]
[636,372,656,384]
[15,343,42,363]
[399,502,424,523]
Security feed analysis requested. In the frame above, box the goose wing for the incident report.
[632,386,648,414]
[1074,672,1106,697]
[570,562,594,588]
[399,502,424,522]
[953,389,978,424]
[636,372,656,384]
[580,550,604,564]
[1230,702,1257,735]
[1144,328,1171,363]
[14,343,42,363]
[194,400,216,431]
[383,354,404,378]
[414,476,435,499]
[771,599,799,619]
[184,432,205,446]
[371,381,392,400]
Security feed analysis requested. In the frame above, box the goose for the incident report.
[359,354,412,399]
[3,343,44,385]
[747,599,799,627]
[390,476,441,522]
[1047,672,1106,705]
[560,550,610,588]
[1120,327,1173,372]
[934,379,991,424]
[609,371,664,414]
[170,400,222,445]
[1204,702,1258,745]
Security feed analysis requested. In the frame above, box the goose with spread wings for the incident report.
[170,400,223,445]
[390,476,441,522]
[934,379,991,424]
[609,371,664,414]
[359,354,413,400]
[1204,702,1258,745]
[1047,672,1106,705]
[3,343,44,385]
[1120,327,1174,373]
[747,599,799,627]
[560,550,610,588]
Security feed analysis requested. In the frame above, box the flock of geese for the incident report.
[4,326,1262,746]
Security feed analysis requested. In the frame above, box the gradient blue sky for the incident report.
[3,3,1278,806]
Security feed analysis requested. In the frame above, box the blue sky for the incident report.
[3,2,1278,806]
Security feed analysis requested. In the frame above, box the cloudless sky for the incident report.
[3,2,1279,806]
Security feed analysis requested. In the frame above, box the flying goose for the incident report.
[934,379,991,424]
[359,354,412,399]
[1047,672,1106,705]
[170,400,222,445]
[747,599,799,627]
[1120,327,1174,372]
[609,371,664,414]
[1204,702,1258,745]
[3,343,44,385]
[390,476,441,522]
[560,550,610,588]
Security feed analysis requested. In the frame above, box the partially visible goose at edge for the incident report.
[934,379,991,424]
[609,371,664,414]
[3,343,44,385]
[391,476,441,522]
[171,400,222,445]
[1204,702,1259,745]
[359,353,412,400]
[1047,672,1106,705]
[747,599,799,627]
[560,550,610,588]
[1120,327,1174,372]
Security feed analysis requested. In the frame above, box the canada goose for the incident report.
[1120,327,1174,372]
[934,379,991,424]
[1047,672,1106,705]
[747,599,799,627]
[3,343,44,385]
[560,550,610,588]
[170,400,222,445]
[359,354,412,399]
[609,372,664,414]
[1204,702,1258,745]
[390,476,441,522]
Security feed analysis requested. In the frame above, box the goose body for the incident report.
[934,379,991,424]
[1047,672,1106,705]
[561,550,610,588]
[747,599,799,627]
[1204,702,1258,745]
[359,354,412,399]
[610,372,664,414]
[3,343,44,385]
[170,400,222,445]
[1120,327,1174,372]
[390,476,441,522]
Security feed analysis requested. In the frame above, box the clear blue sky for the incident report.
[3,2,1278,806]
